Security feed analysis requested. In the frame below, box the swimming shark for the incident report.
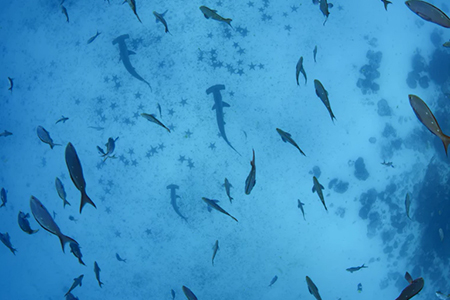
[112,34,152,90]
[167,184,187,222]
[206,84,240,155]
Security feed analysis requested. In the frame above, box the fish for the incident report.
[30,196,78,252]
[0,232,17,255]
[65,142,96,213]
[395,272,424,300]
[7,77,13,93]
[167,184,188,222]
[0,188,6,207]
[436,291,450,299]
[18,211,39,234]
[313,46,317,63]
[298,200,306,220]
[206,84,240,155]
[409,94,450,155]
[405,0,450,28]
[70,242,85,265]
[65,292,79,300]
[68,215,78,222]
[55,177,71,208]
[319,0,330,25]
[94,261,104,287]
[314,79,336,122]
[296,56,307,85]
[439,228,444,242]
[206,199,219,212]
[224,178,233,203]
[381,160,394,168]
[357,283,363,293]
[87,31,101,44]
[245,149,256,195]
[0,130,12,137]
[306,276,322,300]
[212,240,219,265]
[37,126,60,149]
[276,128,306,156]
[312,176,327,211]
[88,126,104,131]
[153,10,171,34]
[141,113,171,132]
[98,137,119,161]
[182,286,198,300]
[171,289,176,299]
[382,0,392,10]
[125,0,142,23]
[65,275,84,296]
[202,197,238,222]
[157,103,162,118]
[116,253,127,262]
[269,275,278,287]
[56,115,69,124]
[346,264,368,273]
[199,6,232,27]
[405,192,412,219]
[61,5,69,22]
[113,34,152,90]
[443,41,450,48]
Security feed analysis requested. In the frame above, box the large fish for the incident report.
[395,272,424,300]
[306,276,322,300]
[405,0,450,28]
[29,196,78,252]
[55,177,71,208]
[65,143,96,213]
[314,79,336,122]
[245,149,256,195]
[199,6,232,27]
[312,176,327,211]
[276,128,306,156]
[202,197,238,222]
[18,211,39,234]
[182,285,198,300]
[37,126,60,149]
[409,94,450,155]
[296,56,307,85]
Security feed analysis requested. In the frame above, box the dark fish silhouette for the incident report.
[65,275,84,296]
[182,285,198,300]
[87,31,101,44]
[94,261,104,287]
[56,115,69,124]
[7,77,13,93]
[167,184,188,221]
[313,46,317,63]
[18,211,39,234]
[245,149,256,195]
[141,113,171,132]
[312,176,327,211]
[269,275,278,287]
[0,130,12,137]
[0,232,17,255]
[153,10,171,34]
[212,240,219,265]
[346,264,368,273]
[405,0,450,28]
[396,272,424,300]
[70,242,85,265]
[306,276,322,300]
[202,197,238,222]
[37,126,60,149]
[381,0,392,10]
[116,253,127,262]
[298,200,306,221]
[224,178,233,203]
[125,0,142,23]
[319,0,330,25]
[276,128,306,156]
[200,6,232,27]
[405,192,412,219]
[55,177,71,208]
[314,79,336,122]
[0,188,6,207]
[296,56,307,85]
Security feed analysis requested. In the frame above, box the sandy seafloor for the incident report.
[0,0,449,299]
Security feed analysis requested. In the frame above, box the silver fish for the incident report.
[245,149,256,195]
[18,211,39,234]
[314,79,336,122]
[153,10,171,34]
[0,232,17,255]
[306,276,322,300]
[276,128,306,156]
[405,0,450,28]
[202,197,238,222]
[65,275,83,296]
[87,31,101,44]
[55,177,71,208]
[141,113,171,132]
[37,126,60,149]
[312,176,327,211]
[125,0,142,23]
[199,6,232,27]
[212,240,219,265]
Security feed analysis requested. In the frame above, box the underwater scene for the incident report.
[2,0,450,299]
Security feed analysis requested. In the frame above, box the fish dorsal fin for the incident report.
[222,102,230,107]
[203,14,209,19]
[405,272,413,283]
[320,184,324,189]
[312,185,316,193]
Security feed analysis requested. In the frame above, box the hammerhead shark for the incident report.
[206,84,240,155]
[112,34,152,90]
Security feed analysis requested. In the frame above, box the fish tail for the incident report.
[225,18,233,28]
[58,234,78,253]
[442,134,450,156]
[64,199,71,208]
[80,191,97,213]
[99,281,104,288]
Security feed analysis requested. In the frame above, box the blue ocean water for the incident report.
[1,0,450,299]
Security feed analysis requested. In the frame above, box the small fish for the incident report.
[306,276,322,300]
[116,253,127,262]
[319,0,330,25]
[443,41,450,48]
[68,215,78,222]
[276,128,306,156]
[405,0,450,28]
[346,264,368,273]
[206,199,219,212]
[30,195,79,252]
[55,177,71,208]
[167,184,188,222]
[381,160,394,168]
[439,228,444,242]
[202,197,238,222]
[381,0,392,11]
[199,6,232,27]
[125,0,142,23]
[56,115,69,124]
[405,193,412,219]
[212,240,219,265]
[171,289,176,299]
[396,272,424,300]
[357,283,363,293]
[313,46,317,63]
[182,286,198,300]
[98,137,119,161]
[0,130,12,137]
[65,275,84,296]
[61,5,69,22]
[312,176,327,211]
[18,211,39,234]
[7,77,13,93]
[141,113,171,132]
[37,126,61,149]
[245,149,256,195]
[94,261,104,287]
[87,31,101,44]
[65,143,96,213]
[1,188,6,207]
[297,200,306,221]
[88,126,104,131]
[269,275,278,287]
[436,291,450,299]
[153,10,171,34]
[157,103,162,118]
[409,94,450,155]
[296,56,307,85]
[70,242,85,265]
[0,232,17,255]
[223,178,233,203]
[65,292,79,300]
[314,79,336,122]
